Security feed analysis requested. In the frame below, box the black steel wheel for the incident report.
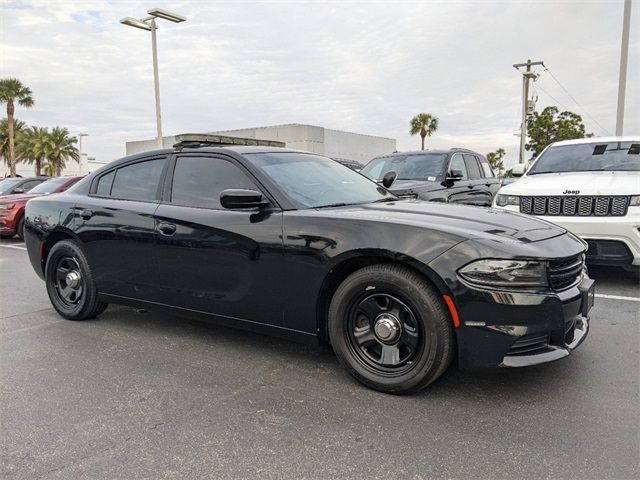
[328,264,455,394]
[45,240,108,320]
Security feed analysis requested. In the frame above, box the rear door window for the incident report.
[463,154,482,180]
[110,158,165,202]
[170,155,257,209]
[95,171,115,196]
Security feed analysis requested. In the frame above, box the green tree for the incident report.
[0,79,34,177]
[526,106,592,159]
[486,148,506,178]
[0,117,26,168]
[17,126,50,176]
[409,113,439,150]
[46,127,79,176]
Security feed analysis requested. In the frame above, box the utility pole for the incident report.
[513,59,544,164]
[616,0,632,136]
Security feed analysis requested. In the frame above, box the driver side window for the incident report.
[449,154,468,180]
[170,155,258,209]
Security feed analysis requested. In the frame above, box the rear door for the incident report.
[463,154,493,206]
[153,153,285,327]
[445,153,473,204]
[477,155,501,201]
[75,156,167,300]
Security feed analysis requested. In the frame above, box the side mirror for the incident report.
[511,164,526,177]
[12,187,25,194]
[446,170,464,181]
[220,189,269,209]
[381,171,397,189]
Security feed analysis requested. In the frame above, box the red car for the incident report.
[0,176,83,240]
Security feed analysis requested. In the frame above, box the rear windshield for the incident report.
[27,177,72,194]
[361,153,447,181]
[529,141,640,174]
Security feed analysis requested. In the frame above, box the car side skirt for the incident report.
[99,293,319,345]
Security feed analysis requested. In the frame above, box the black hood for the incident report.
[319,200,566,244]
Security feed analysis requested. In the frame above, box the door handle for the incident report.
[158,222,176,236]
[80,209,93,220]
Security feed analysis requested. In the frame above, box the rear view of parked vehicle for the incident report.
[494,137,640,270]
[361,149,499,206]
[0,176,83,239]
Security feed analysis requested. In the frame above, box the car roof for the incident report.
[551,136,639,147]
[373,148,479,158]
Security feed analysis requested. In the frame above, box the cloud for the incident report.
[1,0,638,168]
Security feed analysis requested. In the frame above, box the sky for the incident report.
[1,0,638,167]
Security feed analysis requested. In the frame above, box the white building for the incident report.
[13,153,108,178]
[125,123,396,164]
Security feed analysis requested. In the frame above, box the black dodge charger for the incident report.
[23,141,594,394]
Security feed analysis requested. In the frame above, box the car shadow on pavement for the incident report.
[92,305,588,400]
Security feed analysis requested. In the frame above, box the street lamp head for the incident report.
[147,8,186,23]
[120,17,152,31]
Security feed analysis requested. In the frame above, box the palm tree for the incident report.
[409,113,439,150]
[17,126,50,176]
[46,127,79,176]
[0,79,34,176]
[0,117,26,168]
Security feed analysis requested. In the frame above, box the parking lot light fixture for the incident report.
[147,8,186,23]
[120,8,187,149]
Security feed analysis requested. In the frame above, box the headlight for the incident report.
[458,259,548,288]
[495,194,519,207]
[0,203,15,210]
[630,195,640,206]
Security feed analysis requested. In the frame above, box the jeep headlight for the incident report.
[458,259,548,288]
[630,195,640,206]
[495,194,519,207]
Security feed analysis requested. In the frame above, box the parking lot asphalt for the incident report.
[1,238,638,479]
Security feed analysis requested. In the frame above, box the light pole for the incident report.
[120,8,186,149]
[77,133,88,173]
[615,0,632,136]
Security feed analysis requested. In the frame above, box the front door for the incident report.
[153,153,285,327]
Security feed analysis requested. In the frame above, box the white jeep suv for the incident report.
[493,137,640,270]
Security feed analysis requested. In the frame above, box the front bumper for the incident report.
[453,276,593,370]
[0,210,19,235]
[495,205,640,266]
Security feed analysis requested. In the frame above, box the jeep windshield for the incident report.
[529,141,640,174]
[361,153,447,181]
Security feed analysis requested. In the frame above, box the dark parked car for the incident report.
[361,149,500,206]
[24,141,593,394]
[333,157,363,171]
[0,176,49,197]
[0,176,84,239]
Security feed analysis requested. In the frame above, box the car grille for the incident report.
[548,254,585,290]
[519,196,629,216]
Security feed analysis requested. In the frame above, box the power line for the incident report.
[542,67,611,135]
[534,81,571,112]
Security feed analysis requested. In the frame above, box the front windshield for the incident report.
[0,178,22,195]
[27,177,70,194]
[529,141,640,174]
[361,153,447,181]
[245,152,395,209]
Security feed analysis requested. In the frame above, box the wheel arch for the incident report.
[315,249,450,343]
[40,228,82,275]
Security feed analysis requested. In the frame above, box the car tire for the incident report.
[328,264,455,394]
[45,240,108,321]
[15,216,25,240]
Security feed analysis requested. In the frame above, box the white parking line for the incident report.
[595,293,640,303]
[0,244,26,251]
